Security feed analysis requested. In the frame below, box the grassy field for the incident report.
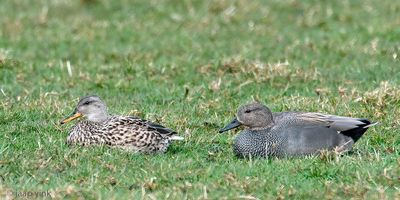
[1,0,399,199]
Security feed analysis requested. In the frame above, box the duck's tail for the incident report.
[170,135,184,141]
[341,119,379,142]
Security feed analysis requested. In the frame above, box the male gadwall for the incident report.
[219,102,377,158]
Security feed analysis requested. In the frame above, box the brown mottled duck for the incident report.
[60,95,183,153]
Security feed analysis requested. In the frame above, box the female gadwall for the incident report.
[60,95,183,153]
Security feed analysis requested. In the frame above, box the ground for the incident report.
[0,0,399,199]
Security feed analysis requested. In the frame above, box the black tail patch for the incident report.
[341,119,372,142]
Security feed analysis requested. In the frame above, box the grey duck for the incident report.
[219,102,378,158]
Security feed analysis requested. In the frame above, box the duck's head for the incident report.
[219,102,274,133]
[60,95,109,124]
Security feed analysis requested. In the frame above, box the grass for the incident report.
[1,0,399,199]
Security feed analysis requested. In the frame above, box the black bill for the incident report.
[219,118,242,133]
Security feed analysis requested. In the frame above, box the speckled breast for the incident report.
[233,129,288,158]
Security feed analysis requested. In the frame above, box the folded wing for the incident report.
[273,112,378,142]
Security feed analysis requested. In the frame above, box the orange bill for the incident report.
[60,112,82,124]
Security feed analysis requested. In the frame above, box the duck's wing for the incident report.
[126,116,183,140]
[273,112,375,130]
[273,112,378,142]
[295,112,376,131]
[146,120,176,134]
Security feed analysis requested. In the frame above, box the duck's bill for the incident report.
[60,112,82,125]
[219,118,242,133]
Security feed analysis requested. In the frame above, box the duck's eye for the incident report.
[83,101,91,105]
[244,109,251,113]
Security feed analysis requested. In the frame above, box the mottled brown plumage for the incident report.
[61,95,183,153]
